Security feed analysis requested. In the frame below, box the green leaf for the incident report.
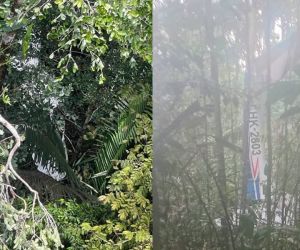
[22,24,33,60]
[57,57,66,68]
[54,0,65,5]
[75,0,83,8]
[72,62,79,73]
[98,75,105,85]
[99,60,104,70]
[123,231,134,240]
[54,75,64,82]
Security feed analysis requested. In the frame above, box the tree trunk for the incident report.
[265,2,273,249]
[204,0,229,248]
[241,1,255,213]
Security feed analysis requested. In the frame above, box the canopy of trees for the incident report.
[0,0,151,249]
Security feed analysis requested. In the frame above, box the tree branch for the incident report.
[0,114,59,231]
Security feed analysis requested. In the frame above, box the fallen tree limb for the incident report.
[0,114,61,248]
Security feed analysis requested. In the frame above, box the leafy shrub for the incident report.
[0,200,61,249]
[81,114,152,250]
[45,199,108,250]
[0,177,61,250]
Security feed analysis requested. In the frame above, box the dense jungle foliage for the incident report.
[0,0,151,249]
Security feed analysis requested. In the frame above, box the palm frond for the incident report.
[25,124,81,188]
[90,93,151,192]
